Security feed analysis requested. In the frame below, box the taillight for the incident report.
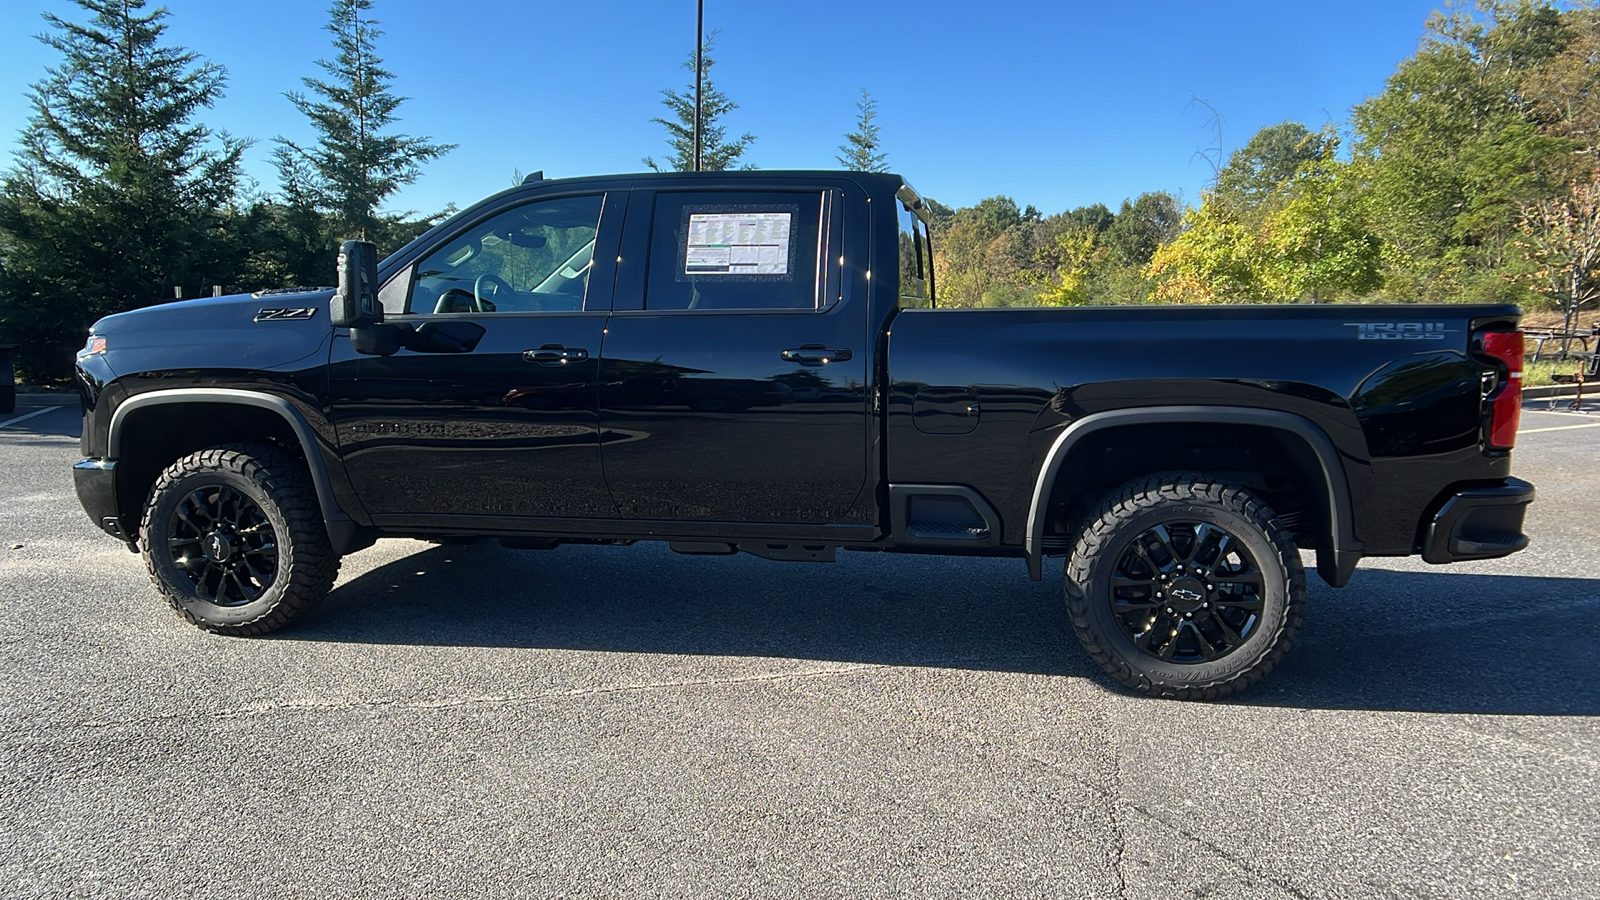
[1480,330,1523,450]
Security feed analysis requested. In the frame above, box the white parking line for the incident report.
[0,406,61,429]
[1522,408,1595,418]
[1520,422,1600,434]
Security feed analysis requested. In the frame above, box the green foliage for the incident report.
[1149,156,1381,303]
[1103,193,1182,268]
[644,32,756,172]
[1260,160,1383,301]
[1352,1,1575,278]
[838,89,888,173]
[1146,199,1261,303]
[0,0,244,380]
[274,0,454,244]
[1521,9,1600,163]
[929,195,1164,308]
[1215,122,1335,221]
[1031,227,1103,305]
[1062,203,1115,233]
[923,197,956,230]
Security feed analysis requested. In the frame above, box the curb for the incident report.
[1524,384,1587,401]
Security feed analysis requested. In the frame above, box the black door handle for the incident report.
[781,345,853,365]
[523,345,589,366]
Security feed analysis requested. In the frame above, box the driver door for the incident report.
[328,190,624,524]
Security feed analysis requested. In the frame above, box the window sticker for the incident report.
[683,210,793,277]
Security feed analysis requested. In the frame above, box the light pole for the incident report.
[693,0,704,172]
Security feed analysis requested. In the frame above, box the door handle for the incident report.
[523,345,589,366]
[781,345,853,365]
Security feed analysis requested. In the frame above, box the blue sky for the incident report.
[0,0,1444,217]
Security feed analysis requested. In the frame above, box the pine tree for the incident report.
[837,89,888,173]
[644,32,756,172]
[275,0,454,244]
[0,0,244,381]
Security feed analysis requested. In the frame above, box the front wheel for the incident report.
[1063,473,1305,700]
[140,444,339,635]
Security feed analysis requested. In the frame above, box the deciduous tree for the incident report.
[1104,192,1182,269]
[1215,122,1335,221]
[1517,172,1600,350]
[1149,158,1381,304]
[1146,198,1262,303]
[1351,0,1571,277]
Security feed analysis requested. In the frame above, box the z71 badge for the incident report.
[1343,322,1452,340]
[254,307,319,322]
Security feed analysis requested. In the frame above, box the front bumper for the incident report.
[72,458,133,542]
[1421,477,1534,564]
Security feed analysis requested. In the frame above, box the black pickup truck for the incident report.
[71,170,1534,699]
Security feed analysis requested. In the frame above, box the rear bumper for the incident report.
[1421,477,1534,564]
[72,458,133,542]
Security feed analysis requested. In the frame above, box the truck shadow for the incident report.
[1237,567,1600,716]
[292,542,1599,717]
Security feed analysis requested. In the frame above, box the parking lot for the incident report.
[1,395,1596,899]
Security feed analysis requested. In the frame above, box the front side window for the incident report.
[409,194,603,314]
[644,191,825,311]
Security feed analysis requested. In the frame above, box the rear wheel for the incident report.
[140,444,338,635]
[1064,473,1305,700]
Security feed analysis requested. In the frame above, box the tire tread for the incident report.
[1063,471,1305,701]
[139,444,338,636]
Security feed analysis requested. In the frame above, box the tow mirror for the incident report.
[331,239,380,327]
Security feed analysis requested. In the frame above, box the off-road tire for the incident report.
[1063,472,1305,700]
[140,444,338,635]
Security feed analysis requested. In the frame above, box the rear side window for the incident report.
[897,202,932,308]
[645,191,825,310]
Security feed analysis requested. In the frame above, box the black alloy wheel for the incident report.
[166,484,280,607]
[1063,473,1305,701]
[1108,521,1264,664]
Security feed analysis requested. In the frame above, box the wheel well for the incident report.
[113,403,305,530]
[1042,422,1333,552]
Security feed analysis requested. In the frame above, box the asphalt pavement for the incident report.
[1,395,1596,899]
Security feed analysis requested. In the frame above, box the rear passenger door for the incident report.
[598,185,871,525]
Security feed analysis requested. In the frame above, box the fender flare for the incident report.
[107,388,360,547]
[1024,406,1362,586]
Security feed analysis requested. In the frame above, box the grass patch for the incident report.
[1525,357,1593,387]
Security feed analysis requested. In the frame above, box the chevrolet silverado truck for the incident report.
[71,170,1534,699]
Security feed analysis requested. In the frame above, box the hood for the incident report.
[90,289,336,375]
